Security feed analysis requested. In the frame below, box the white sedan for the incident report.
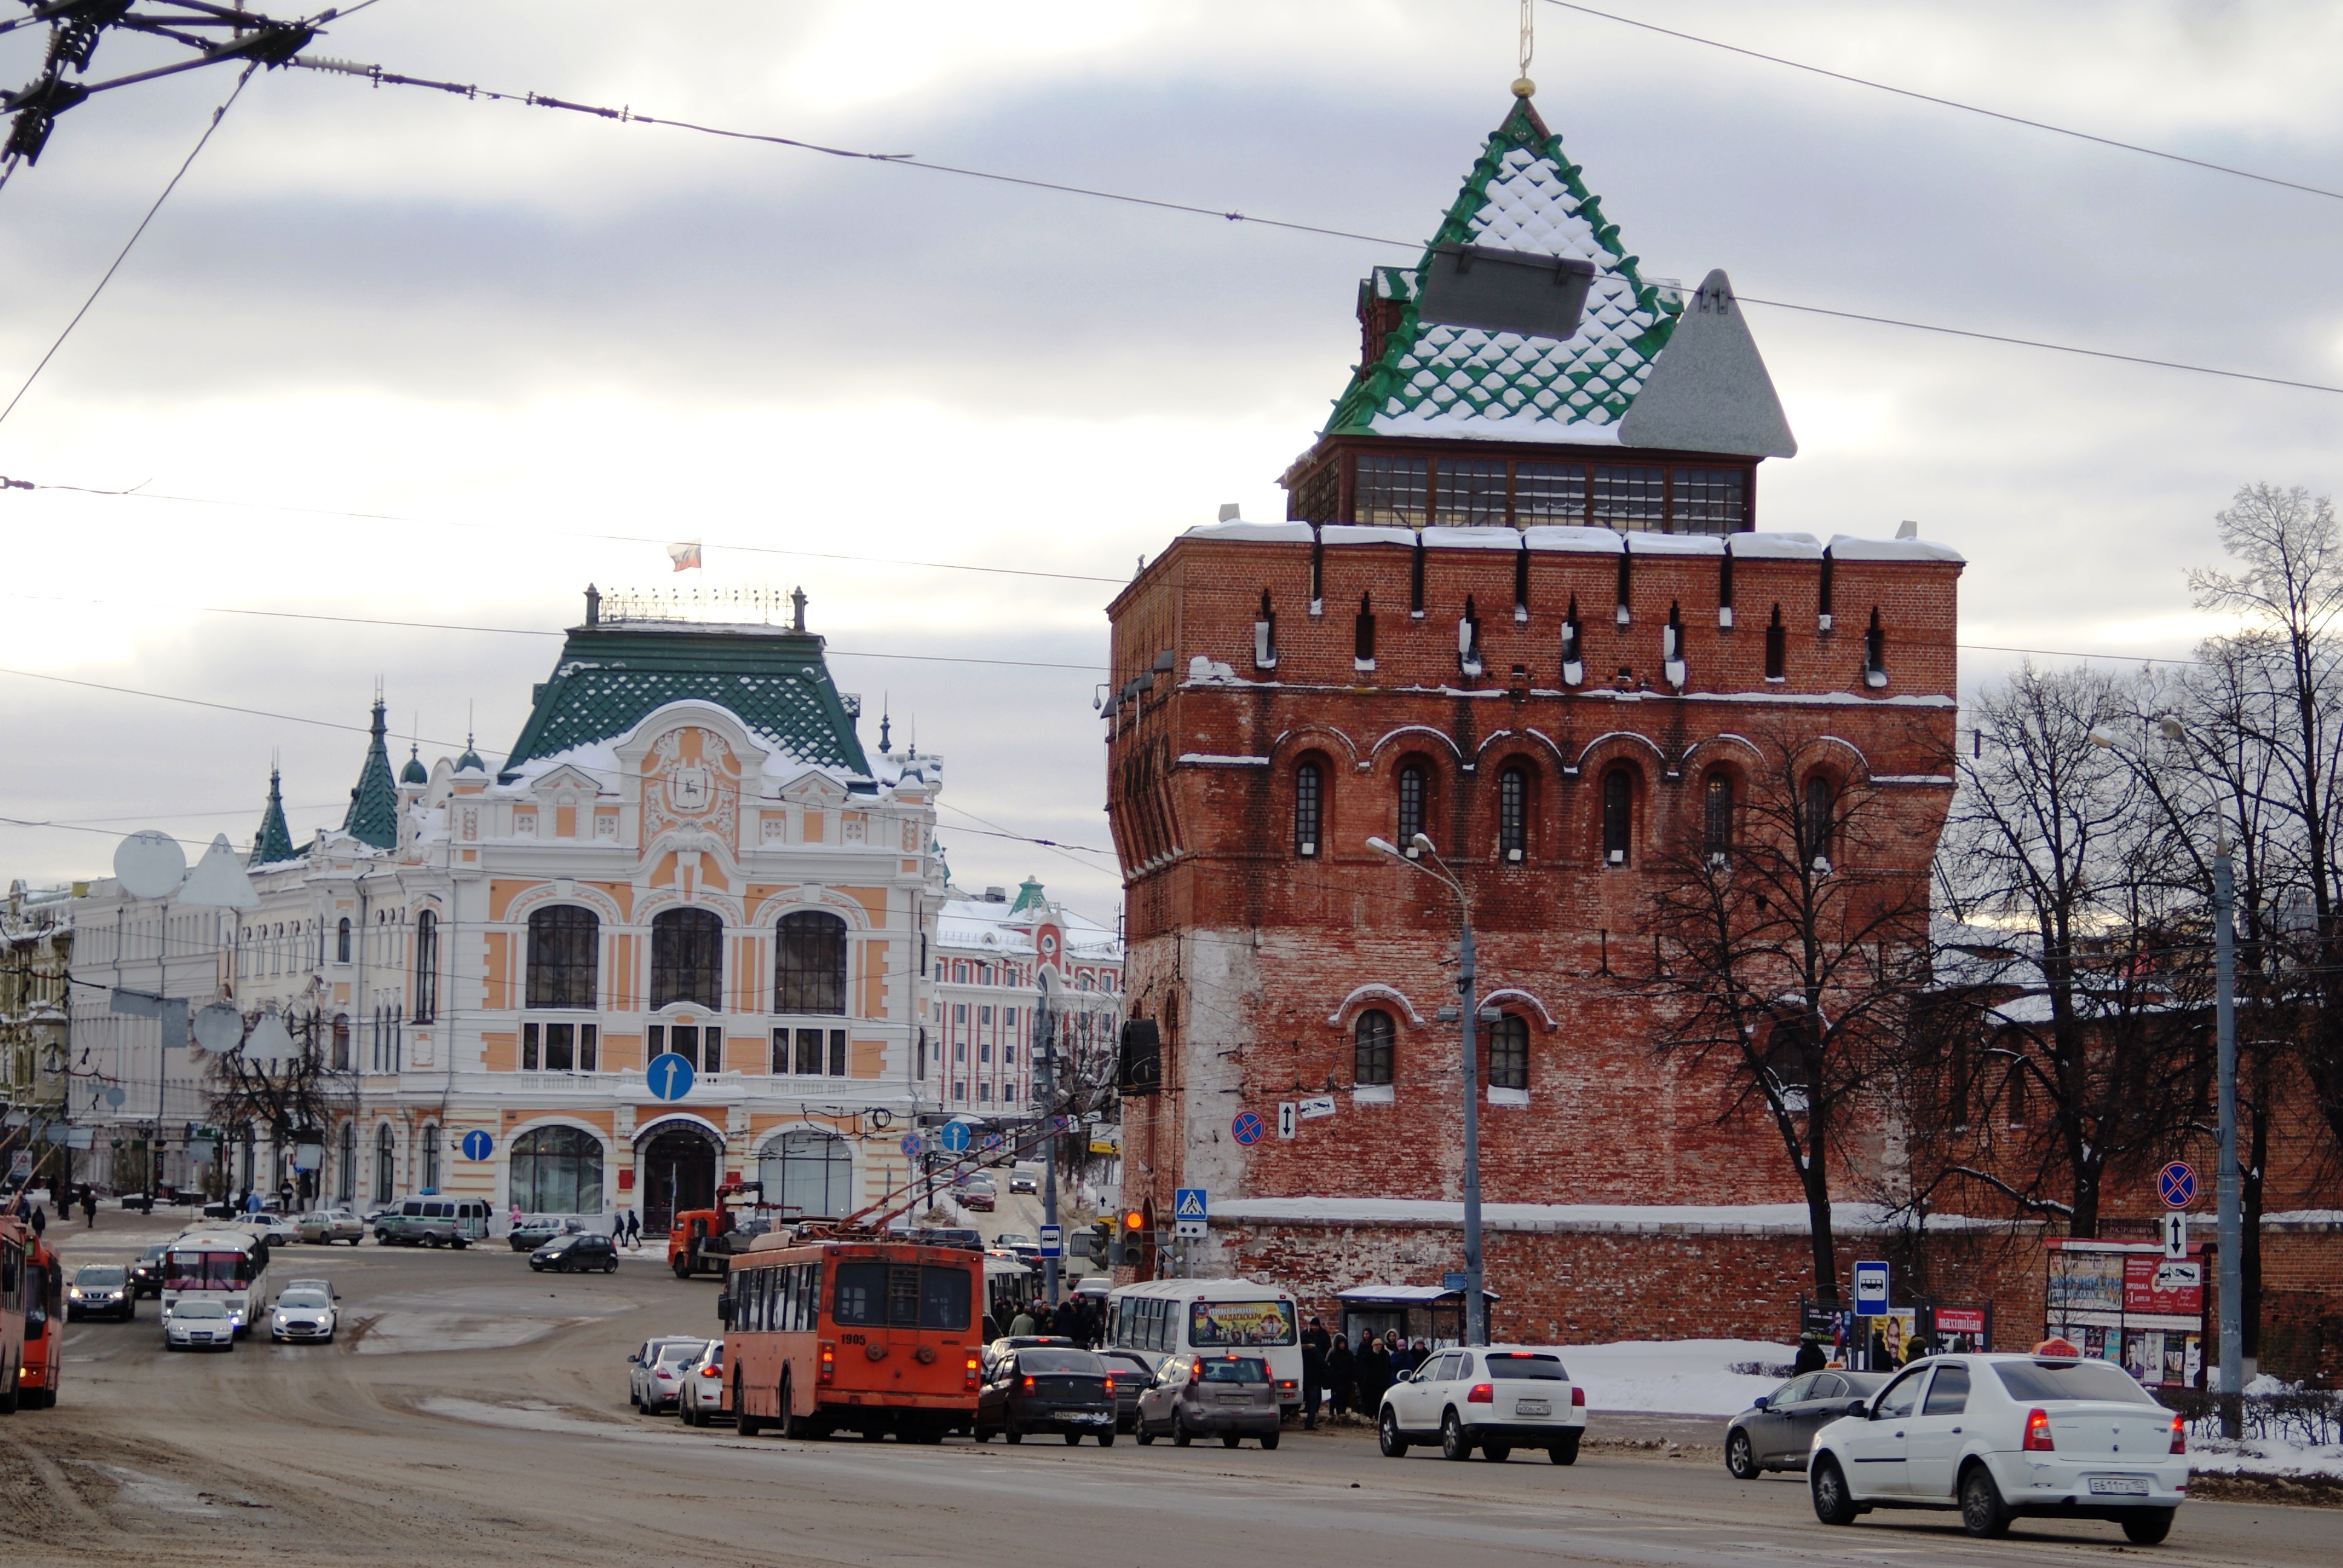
[164,1298,236,1351]
[1377,1344,1587,1464]
[1808,1349,2186,1545]
[269,1286,338,1344]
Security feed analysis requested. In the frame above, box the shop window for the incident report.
[761,1129,854,1219]
[510,1125,604,1214]
[1354,1008,1395,1086]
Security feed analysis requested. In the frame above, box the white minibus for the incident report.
[161,1229,266,1338]
[1106,1278,1304,1413]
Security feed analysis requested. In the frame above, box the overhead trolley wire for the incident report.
[1541,1,2343,204]
[283,56,2343,398]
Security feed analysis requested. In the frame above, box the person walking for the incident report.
[1357,1332,1391,1416]
[1326,1333,1354,1420]
[81,1186,96,1227]
[1300,1324,1326,1430]
[30,1203,46,1238]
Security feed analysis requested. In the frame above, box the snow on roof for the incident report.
[1181,521,1316,543]
[1726,531,1825,560]
[1420,525,1530,551]
[1320,524,1420,547]
[1214,1197,1995,1235]
[934,895,1119,961]
[1827,535,1966,564]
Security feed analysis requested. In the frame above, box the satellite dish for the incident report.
[192,1002,244,1054]
[179,834,258,910]
[243,1011,298,1064]
[104,1086,127,1108]
[113,830,187,899]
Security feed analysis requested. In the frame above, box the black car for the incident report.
[529,1232,620,1273]
[67,1264,136,1321]
[974,1346,1117,1445]
[129,1243,168,1299]
[1725,1370,1889,1477]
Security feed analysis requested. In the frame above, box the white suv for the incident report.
[1377,1345,1587,1465]
[1808,1350,2186,1545]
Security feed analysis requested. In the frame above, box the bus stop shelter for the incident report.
[1337,1283,1501,1351]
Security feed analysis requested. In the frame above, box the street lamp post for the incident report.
[1368,832,1486,1347]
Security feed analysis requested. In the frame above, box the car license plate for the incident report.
[2088,1477,2151,1496]
[1217,1392,1250,1403]
[1514,1399,1550,1417]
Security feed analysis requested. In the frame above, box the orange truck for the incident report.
[0,1216,62,1412]
[667,1180,782,1279]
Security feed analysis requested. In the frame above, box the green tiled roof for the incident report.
[400,743,428,785]
[342,701,400,851]
[1008,875,1046,913]
[502,622,871,782]
[1326,95,1683,443]
[248,768,296,866]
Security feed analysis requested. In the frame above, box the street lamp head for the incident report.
[1366,836,1401,859]
[2088,728,2117,750]
[1411,832,1438,857]
[2159,716,2186,743]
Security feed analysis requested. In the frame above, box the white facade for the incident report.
[931,880,1120,1116]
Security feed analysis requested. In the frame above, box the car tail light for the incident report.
[1103,1376,1115,1397]
[1022,1374,1035,1391]
[964,1356,980,1392]
[1188,1361,1204,1385]
[1571,1386,1585,1407]
[1467,1383,1493,1404]
[2022,1408,2054,1452]
[701,1367,720,1379]
[2170,1413,2186,1455]
[1277,1379,1296,1393]
[818,1344,836,1386]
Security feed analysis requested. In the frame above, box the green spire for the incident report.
[455,732,487,774]
[1008,875,1047,913]
[342,698,401,850]
[401,743,429,786]
[248,766,295,866]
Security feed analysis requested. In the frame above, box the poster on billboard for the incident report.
[1188,1298,1299,1348]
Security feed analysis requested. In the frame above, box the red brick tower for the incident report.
[1105,92,1964,1332]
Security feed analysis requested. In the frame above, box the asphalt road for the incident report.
[4,1216,2334,1568]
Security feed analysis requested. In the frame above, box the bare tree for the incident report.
[202,1007,355,1204]
[1926,664,2210,1237]
[1647,723,1939,1305]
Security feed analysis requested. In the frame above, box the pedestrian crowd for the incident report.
[1005,1294,1104,1345]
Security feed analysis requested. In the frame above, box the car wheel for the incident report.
[1726,1429,1758,1480]
[1172,1418,1191,1448]
[1550,1431,1580,1466]
[1260,1431,1279,1451]
[1440,1410,1471,1462]
[1005,1423,1023,1445]
[1811,1456,1859,1527]
[1136,1423,1155,1446]
[604,1256,618,1274]
[629,1388,641,1410]
[2120,1510,2175,1546]
[1481,1444,1509,1462]
[1222,1432,1242,1449]
[1377,1407,1407,1459]
[1099,1431,1116,1447]
[1958,1463,2011,1538]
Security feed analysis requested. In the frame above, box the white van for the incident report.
[375,1196,492,1247]
[1106,1278,1305,1414]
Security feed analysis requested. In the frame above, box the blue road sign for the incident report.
[1231,1111,1266,1146]
[1441,1272,1469,1292]
[900,1133,923,1159]
[1174,1188,1207,1221]
[939,1121,971,1154]
[1853,1260,1890,1313]
[647,1052,696,1102]
[459,1129,493,1161]
[1038,1224,1062,1259]
[2158,1161,2197,1209]
[981,1133,1004,1153]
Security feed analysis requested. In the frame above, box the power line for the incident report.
[1541,1,2343,204]
[284,56,2343,399]
[0,662,473,749]
[0,62,257,428]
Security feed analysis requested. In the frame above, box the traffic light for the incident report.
[1113,1209,1146,1268]
[1087,1218,1110,1267]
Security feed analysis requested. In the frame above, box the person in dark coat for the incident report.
[1326,1334,1355,1419]
[1356,1333,1391,1415]
[1792,1338,1826,1376]
[29,1203,45,1238]
[1300,1327,1326,1429]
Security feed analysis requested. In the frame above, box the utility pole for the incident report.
[2214,827,2243,1433]
[1038,971,1060,1307]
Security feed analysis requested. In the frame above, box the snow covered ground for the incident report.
[1561,1339,1795,1416]
[2187,1435,2343,1480]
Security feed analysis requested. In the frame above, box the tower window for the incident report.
[1295,761,1323,858]
[1765,606,1787,679]
[1703,773,1734,859]
[1498,766,1529,861]
[1397,763,1427,851]
[1671,468,1746,533]
[1513,462,1587,524]
[1354,1008,1395,1086]
[1355,454,1428,528]
[1804,775,1836,863]
[1601,768,1634,865]
[1434,458,1507,526]
[1487,1014,1528,1091]
[1592,465,1665,531]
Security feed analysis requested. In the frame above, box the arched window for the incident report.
[774,910,847,1014]
[1354,1008,1395,1087]
[330,1016,350,1073]
[1602,768,1634,864]
[1498,765,1529,861]
[421,1124,442,1194]
[652,908,724,1011]
[413,909,439,1023]
[1703,772,1734,859]
[1804,774,1836,863]
[1396,762,1427,849]
[1294,760,1323,858]
[336,1120,356,1203]
[526,906,599,1008]
[759,1129,854,1220]
[336,916,351,964]
[1487,1014,1529,1091]
[510,1125,605,1214]
[373,1123,396,1204]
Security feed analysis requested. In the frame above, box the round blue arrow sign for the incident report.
[2157,1160,2197,1209]
[939,1121,971,1154]
[1231,1111,1266,1146]
[647,1051,696,1102]
[459,1129,493,1161]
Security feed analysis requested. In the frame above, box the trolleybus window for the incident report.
[920,1265,971,1331]
[833,1258,972,1330]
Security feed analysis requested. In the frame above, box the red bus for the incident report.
[1,1217,62,1412]
[721,1234,983,1442]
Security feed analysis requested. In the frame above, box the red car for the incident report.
[957,1177,997,1213]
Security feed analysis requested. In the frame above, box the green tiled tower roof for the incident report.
[502,621,870,783]
[342,700,401,851]
[1326,94,1683,444]
[248,767,297,866]
[400,744,428,785]
[1008,875,1047,913]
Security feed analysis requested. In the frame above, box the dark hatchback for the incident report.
[1725,1370,1890,1477]
[1098,1349,1158,1432]
[129,1243,168,1299]
[529,1232,620,1273]
[975,1347,1118,1445]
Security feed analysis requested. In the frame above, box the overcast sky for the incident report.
[2,0,2339,924]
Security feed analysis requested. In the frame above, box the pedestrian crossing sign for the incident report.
[1173,1187,1207,1238]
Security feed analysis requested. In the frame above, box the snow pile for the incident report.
[1563,1338,1797,1416]
[2187,1434,2343,1480]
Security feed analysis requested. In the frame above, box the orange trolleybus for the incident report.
[719,1232,984,1442]
[1,1215,62,1412]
